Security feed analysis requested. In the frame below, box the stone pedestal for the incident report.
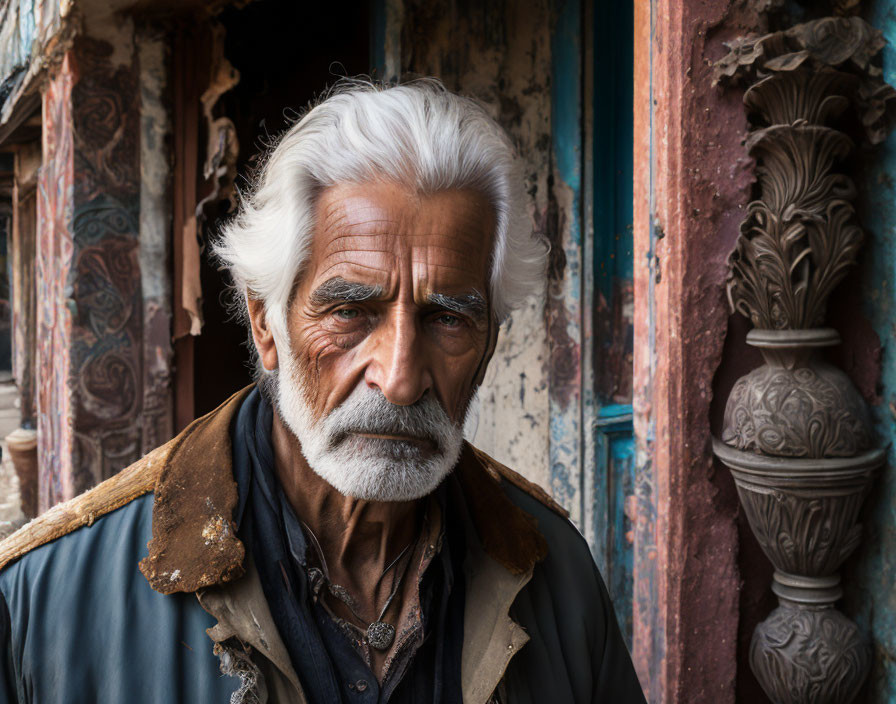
[715,432,882,703]
[715,327,883,703]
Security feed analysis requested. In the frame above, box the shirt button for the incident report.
[356,680,369,692]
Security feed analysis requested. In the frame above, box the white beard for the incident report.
[270,337,466,502]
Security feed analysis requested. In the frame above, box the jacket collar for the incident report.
[140,385,547,595]
[139,387,251,594]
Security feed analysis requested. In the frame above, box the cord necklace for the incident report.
[303,521,417,650]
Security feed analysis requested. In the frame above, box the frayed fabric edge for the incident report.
[215,640,266,704]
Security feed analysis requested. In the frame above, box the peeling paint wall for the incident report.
[843,4,896,701]
[136,28,172,453]
[393,0,639,657]
[546,0,585,527]
[36,53,76,508]
[0,0,63,123]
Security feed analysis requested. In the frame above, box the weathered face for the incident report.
[288,181,495,422]
[249,181,497,500]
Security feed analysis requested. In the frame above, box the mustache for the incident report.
[322,387,456,449]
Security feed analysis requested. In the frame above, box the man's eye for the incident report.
[437,313,461,327]
[334,308,360,321]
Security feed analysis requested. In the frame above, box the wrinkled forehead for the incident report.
[306,182,496,296]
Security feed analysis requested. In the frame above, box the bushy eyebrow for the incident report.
[428,290,488,326]
[309,277,385,306]
[309,278,489,327]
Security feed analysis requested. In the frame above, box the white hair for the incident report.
[213,78,546,349]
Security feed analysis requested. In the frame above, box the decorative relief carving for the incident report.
[728,119,862,331]
[68,35,144,487]
[712,7,893,703]
[722,356,873,458]
[733,480,867,576]
[714,17,896,145]
[714,15,896,332]
[750,605,870,704]
[743,71,853,126]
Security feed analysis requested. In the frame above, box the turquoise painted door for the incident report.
[590,0,636,646]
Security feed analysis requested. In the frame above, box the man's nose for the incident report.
[364,313,433,406]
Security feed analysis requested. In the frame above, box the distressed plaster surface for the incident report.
[0,0,63,126]
[136,29,173,454]
[632,0,764,700]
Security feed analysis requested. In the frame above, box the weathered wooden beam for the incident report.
[632,0,765,700]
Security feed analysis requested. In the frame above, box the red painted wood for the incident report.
[632,0,767,700]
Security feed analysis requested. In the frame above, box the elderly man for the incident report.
[0,81,645,703]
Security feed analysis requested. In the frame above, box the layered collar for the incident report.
[140,385,554,595]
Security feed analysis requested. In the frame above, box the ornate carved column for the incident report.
[713,13,896,704]
[37,26,174,510]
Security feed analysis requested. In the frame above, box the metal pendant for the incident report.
[366,621,396,650]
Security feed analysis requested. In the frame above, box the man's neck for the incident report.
[270,411,421,603]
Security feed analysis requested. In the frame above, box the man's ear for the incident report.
[246,296,279,371]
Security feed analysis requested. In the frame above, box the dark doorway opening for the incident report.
[189,0,371,420]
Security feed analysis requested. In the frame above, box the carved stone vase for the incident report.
[715,329,883,704]
[712,12,896,703]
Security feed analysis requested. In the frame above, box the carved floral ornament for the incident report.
[721,359,874,458]
[750,605,871,704]
[711,10,896,704]
[714,16,896,144]
[714,16,896,331]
